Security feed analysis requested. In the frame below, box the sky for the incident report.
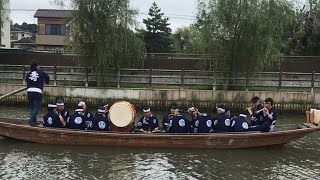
[10,0,198,32]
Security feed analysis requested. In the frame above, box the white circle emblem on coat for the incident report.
[47,117,53,125]
[98,121,106,129]
[225,119,231,126]
[179,119,185,127]
[206,120,212,127]
[153,119,157,124]
[242,122,249,129]
[75,117,83,124]
[195,120,199,127]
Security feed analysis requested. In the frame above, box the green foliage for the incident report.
[174,26,204,53]
[54,0,146,87]
[142,2,173,53]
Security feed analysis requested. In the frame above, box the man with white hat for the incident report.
[137,107,160,133]
[43,103,65,128]
[56,100,69,125]
[92,106,110,131]
[68,106,88,130]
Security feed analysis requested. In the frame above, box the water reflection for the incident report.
[0,107,320,179]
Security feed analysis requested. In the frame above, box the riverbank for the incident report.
[1,84,318,112]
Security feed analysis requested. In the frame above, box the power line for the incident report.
[8,8,196,21]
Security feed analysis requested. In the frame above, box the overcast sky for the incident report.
[10,0,197,32]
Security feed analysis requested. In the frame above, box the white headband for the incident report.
[217,108,225,113]
[56,103,64,106]
[143,108,151,113]
[75,108,84,112]
[48,104,57,108]
[98,109,106,113]
[239,114,247,118]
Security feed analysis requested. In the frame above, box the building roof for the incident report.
[34,9,73,19]
[10,26,24,32]
[12,38,36,44]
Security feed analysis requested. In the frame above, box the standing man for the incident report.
[26,60,50,127]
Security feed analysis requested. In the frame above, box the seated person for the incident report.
[56,100,69,125]
[162,102,177,132]
[43,103,65,128]
[68,106,88,130]
[193,110,213,133]
[231,111,250,132]
[78,101,93,129]
[167,108,191,133]
[213,105,233,133]
[95,102,109,117]
[92,107,110,131]
[137,107,160,133]
[250,98,277,132]
[247,96,264,126]
[187,105,200,133]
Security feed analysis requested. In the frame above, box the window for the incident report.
[45,24,66,35]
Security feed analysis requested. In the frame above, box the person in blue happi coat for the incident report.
[92,107,110,131]
[250,98,277,132]
[193,109,214,133]
[162,102,177,132]
[56,100,69,126]
[43,103,65,128]
[231,111,250,132]
[68,106,88,130]
[167,108,191,133]
[78,101,93,129]
[26,60,50,127]
[95,102,109,117]
[187,105,199,133]
[137,107,160,133]
[213,105,233,133]
[246,96,264,126]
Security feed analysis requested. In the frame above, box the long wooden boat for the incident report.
[0,119,319,149]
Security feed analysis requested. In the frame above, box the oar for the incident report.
[0,87,27,101]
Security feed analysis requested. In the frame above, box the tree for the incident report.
[54,0,146,86]
[174,26,204,53]
[196,0,295,70]
[12,22,38,34]
[142,2,173,53]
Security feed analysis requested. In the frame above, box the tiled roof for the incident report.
[34,9,73,19]
[10,26,24,32]
[12,38,36,44]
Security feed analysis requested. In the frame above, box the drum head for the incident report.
[109,103,134,128]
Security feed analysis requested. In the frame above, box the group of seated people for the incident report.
[43,96,277,133]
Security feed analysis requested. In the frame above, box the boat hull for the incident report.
[0,122,319,149]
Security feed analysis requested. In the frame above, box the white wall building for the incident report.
[1,0,10,48]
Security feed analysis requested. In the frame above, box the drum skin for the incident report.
[109,101,136,132]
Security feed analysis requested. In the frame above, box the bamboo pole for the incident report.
[0,87,27,101]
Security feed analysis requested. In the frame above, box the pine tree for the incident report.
[142,2,173,53]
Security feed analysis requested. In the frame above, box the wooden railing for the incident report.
[0,64,319,91]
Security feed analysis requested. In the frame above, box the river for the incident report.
[0,107,320,179]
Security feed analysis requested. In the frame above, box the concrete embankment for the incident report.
[0,84,318,112]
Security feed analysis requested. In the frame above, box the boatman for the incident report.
[26,60,50,127]
[167,108,191,133]
[43,103,65,128]
[193,109,213,133]
[246,96,264,126]
[78,101,93,129]
[56,100,69,125]
[137,107,160,133]
[213,105,232,133]
[231,111,250,132]
[92,107,110,131]
[162,102,176,132]
[250,98,277,132]
[68,106,88,130]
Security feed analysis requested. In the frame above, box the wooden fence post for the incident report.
[149,67,153,88]
[311,71,315,93]
[53,64,57,86]
[181,68,185,90]
[117,66,121,88]
[278,71,282,91]
[22,64,26,85]
[245,72,249,91]
[85,67,89,87]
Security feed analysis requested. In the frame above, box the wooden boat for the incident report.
[0,119,319,149]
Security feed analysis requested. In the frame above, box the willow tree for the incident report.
[196,0,295,77]
[54,0,146,86]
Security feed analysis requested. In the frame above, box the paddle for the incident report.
[0,87,27,101]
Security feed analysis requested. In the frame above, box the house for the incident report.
[11,38,36,50]
[10,27,33,42]
[0,0,10,48]
[34,9,73,52]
